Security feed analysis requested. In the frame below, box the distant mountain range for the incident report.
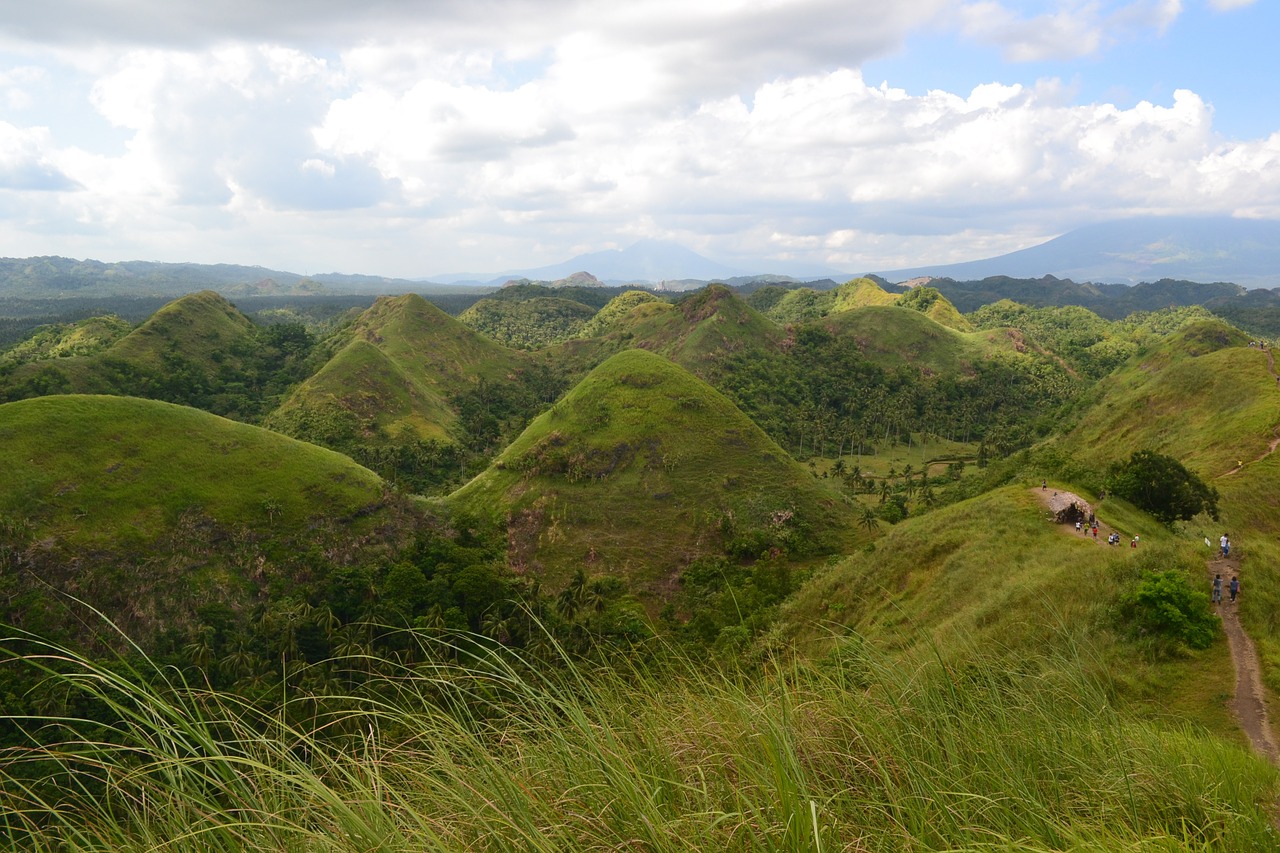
[1,216,1277,300]
[873,217,1280,288]
[430,239,753,286]
[435,217,1280,289]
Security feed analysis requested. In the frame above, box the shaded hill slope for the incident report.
[449,349,854,605]
[458,296,596,349]
[267,293,525,448]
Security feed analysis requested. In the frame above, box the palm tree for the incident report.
[859,505,880,534]
[877,480,892,505]
[557,569,588,620]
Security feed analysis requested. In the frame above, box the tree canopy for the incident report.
[1105,449,1219,524]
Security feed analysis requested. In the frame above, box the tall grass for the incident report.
[2,624,1276,852]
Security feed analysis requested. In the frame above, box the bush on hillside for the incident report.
[1118,569,1218,652]
[1104,450,1219,525]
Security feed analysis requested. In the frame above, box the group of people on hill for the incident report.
[1212,534,1240,606]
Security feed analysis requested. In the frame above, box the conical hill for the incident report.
[107,289,258,367]
[812,304,1024,376]
[450,349,854,602]
[2,290,258,393]
[0,394,399,642]
[0,394,386,545]
[551,284,782,381]
[830,277,900,312]
[267,293,524,446]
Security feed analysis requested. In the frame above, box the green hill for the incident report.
[777,483,1232,729]
[267,293,524,448]
[0,394,385,542]
[450,349,854,606]
[829,276,900,311]
[0,394,400,642]
[1057,319,1260,476]
[552,284,783,382]
[814,303,1033,375]
[0,291,315,420]
[106,289,260,368]
[0,314,130,367]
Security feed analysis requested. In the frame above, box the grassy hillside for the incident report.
[1057,318,1262,476]
[776,483,1236,731]
[815,303,1023,375]
[0,394,408,645]
[450,349,854,605]
[0,395,386,546]
[4,630,1277,852]
[0,291,316,420]
[0,314,130,367]
[267,293,530,457]
[755,277,898,323]
[105,289,260,368]
[552,285,781,376]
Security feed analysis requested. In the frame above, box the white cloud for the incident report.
[1207,0,1256,10]
[0,0,1273,275]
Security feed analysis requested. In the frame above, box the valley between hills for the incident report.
[2,275,1280,850]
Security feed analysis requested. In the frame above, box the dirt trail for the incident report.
[1033,489,1279,763]
[1208,554,1280,762]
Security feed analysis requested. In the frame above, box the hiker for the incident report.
[1092,524,1098,539]
[1042,479,1047,490]
[1075,520,1082,533]
[1230,576,1240,603]
[1130,536,1138,548]
[1220,534,1230,558]
[1213,574,1222,604]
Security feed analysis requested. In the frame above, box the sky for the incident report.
[0,0,1275,279]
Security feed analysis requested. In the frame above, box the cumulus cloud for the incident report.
[0,123,78,190]
[0,0,1274,275]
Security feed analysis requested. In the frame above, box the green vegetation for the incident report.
[451,349,854,610]
[0,314,130,366]
[0,291,319,421]
[1055,318,1263,476]
[1106,449,1220,525]
[266,294,564,493]
[458,296,597,348]
[2,631,1276,852]
[5,277,1280,850]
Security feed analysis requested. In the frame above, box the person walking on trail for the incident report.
[1220,534,1230,558]
[1213,574,1223,604]
[1230,576,1240,603]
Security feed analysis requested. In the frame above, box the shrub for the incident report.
[1118,569,1218,651]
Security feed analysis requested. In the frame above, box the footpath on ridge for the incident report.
[1213,345,1280,763]
[1035,345,1280,765]
[1210,553,1279,763]
[1035,487,1280,764]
